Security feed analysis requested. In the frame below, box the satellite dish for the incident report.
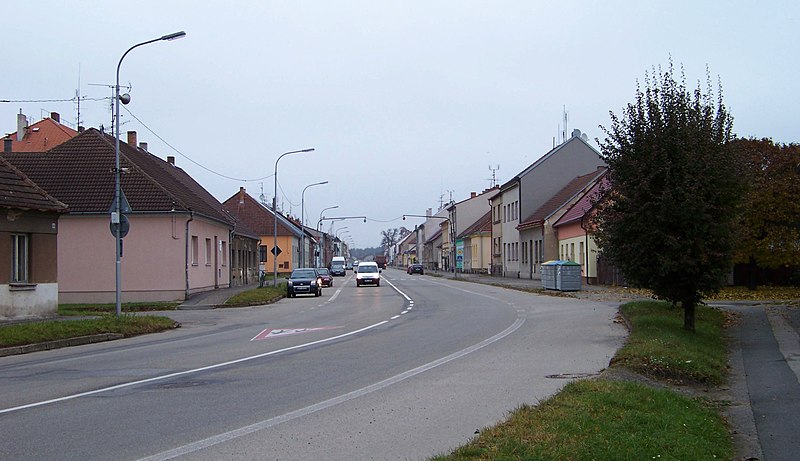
[119,93,131,105]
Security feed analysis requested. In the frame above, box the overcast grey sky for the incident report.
[4,1,797,247]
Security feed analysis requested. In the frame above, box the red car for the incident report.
[316,267,334,287]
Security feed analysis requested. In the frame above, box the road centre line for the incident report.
[0,320,389,416]
[137,316,526,461]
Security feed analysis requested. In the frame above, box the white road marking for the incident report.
[0,320,389,415]
[137,317,526,461]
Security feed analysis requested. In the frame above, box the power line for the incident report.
[121,105,275,183]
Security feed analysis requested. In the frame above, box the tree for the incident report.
[380,227,411,251]
[592,62,741,332]
[731,138,800,287]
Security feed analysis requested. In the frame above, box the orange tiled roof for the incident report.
[5,117,78,152]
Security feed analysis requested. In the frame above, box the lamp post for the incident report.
[403,214,456,278]
[316,205,338,267]
[114,30,186,317]
[300,181,328,267]
[273,148,315,286]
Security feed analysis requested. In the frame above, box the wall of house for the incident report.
[0,211,61,318]
[500,184,520,277]
[466,234,491,273]
[518,136,605,220]
[556,221,600,282]
[58,214,230,303]
[259,234,298,275]
[518,227,543,279]
[490,198,503,275]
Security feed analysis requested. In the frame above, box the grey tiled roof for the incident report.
[2,128,233,226]
[0,155,66,212]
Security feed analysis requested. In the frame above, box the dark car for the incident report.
[316,267,334,287]
[407,264,424,275]
[286,268,322,297]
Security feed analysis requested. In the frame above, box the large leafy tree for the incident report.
[380,227,411,252]
[731,138,800,287]
[593,62,741,331]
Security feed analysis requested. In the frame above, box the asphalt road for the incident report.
[0,269,625,460]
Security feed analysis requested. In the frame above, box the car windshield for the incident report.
[359,265,378,273]
[291,269,317,279]
[317,268,330,275]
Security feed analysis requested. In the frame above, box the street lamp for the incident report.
[273,148,315,286]
[300,181,328,268]
[114,30,186,317]
[316,205,338,267]
[403,214,456,278]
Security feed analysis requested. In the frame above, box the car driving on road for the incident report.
[286,268,322,297]
[316,267,334,287]
[355,261,381,287]
[407,263,424,275]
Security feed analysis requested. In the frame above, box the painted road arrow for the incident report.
[251,326,341,341]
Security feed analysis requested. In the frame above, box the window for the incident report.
[259,245,267,263]
[191,236,199,266]
[570,243,575,261]
[579,242,585,265]
[521,241,527,263]
[11,234,29,283]
[220,240,227,266]
[205,238,212,266]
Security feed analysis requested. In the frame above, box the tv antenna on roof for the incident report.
[488,164,500,187]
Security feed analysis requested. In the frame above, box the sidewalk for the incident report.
[178,282,260,309]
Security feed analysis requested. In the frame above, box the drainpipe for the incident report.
[184,211,194,299]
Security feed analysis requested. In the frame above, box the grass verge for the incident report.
[433,379,731,461]
[432,300,732,460]
[0,315,178,348]
[58,302,181,316]
[613,301,728,385]
[224,283,286,307]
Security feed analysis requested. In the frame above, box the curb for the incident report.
[0,333,124,358]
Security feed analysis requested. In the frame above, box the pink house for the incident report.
[3,128,248,303]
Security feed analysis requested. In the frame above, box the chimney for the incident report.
[167,156,175,165]
[426,208,432,217]
[16,112,27,142]
[139,142,148,151]
[78,126,85,132]
[4,137,12,153]
[127,131,137,147]
[239,187,246,204]
[471,192,477,198]
[50,112,60,123]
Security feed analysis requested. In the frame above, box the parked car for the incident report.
[286,268,322,297]
[407,264,424,275]
[316,267,334,287]
[355,261,381,287]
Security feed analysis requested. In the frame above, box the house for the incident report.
[446,188,497,271]
[4,128,243,303]
[552,174,608,284]
[457,210,492,273]
[4,112,78,153]
[222,187,304,279]
[0,156,67,319]
[497,129,605,278]
[517,167,607,279]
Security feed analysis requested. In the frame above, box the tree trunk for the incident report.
[747,256,758,291]
[683,300,696,332]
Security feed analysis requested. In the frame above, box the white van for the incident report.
[355,261,381,287]
[330,256,346,276]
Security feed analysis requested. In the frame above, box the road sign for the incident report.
[109,214,130,238]
[271,246,282,256]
